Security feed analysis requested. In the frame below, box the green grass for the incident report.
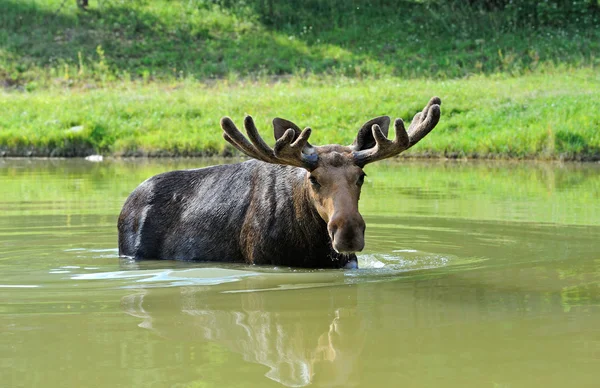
[1,0,599,87]
[1,69,599,160]
[1,1,599,159]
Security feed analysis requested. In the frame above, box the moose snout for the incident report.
[328,213,366,253]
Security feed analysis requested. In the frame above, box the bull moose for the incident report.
[118,97,441,269]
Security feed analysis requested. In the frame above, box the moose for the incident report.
[118,97,441,269]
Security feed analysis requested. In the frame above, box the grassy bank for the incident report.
[1,1,599,160]
[1,69,599,160]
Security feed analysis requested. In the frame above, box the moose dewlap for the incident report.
[118,97,442,268]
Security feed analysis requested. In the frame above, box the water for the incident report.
[1,158,599,387]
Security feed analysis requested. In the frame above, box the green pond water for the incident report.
[1,158,599,387]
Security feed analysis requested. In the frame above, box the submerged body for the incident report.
[118,160,357,268]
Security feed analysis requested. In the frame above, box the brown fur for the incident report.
[306,148,366,253]
[118,98,441,268]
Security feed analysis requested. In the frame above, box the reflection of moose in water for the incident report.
[118,264,600,387]
[121,276,366,387]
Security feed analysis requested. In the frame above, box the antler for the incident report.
[221,116,318,169]
[353,97,441,167]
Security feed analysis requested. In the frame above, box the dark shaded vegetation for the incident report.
[453,0,599,26]
[227,0,600,28]
[1,0,599,88]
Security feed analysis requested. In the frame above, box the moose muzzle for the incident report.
[327,212,366,254]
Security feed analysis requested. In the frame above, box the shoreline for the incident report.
[2,151,599,163]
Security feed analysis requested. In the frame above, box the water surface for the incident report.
[1,159,599,387]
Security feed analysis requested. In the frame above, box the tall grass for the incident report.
[1,69,599,160]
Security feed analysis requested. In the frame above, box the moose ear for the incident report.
[352,116,391,151]
[273,118,303,141]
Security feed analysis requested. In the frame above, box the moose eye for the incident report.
[309,175,321,188]
[357,173,366,186]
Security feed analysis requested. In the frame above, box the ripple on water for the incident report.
[71,268,261,288]
[63,247,481,292]
[0,284,40,288]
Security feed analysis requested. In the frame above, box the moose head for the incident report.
[220,97,441,256]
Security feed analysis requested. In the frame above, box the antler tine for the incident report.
[274,127,318,168]
[352,97,441,166]
[221,117,266,161]
[353,119,410,167]
[223,132,259,160]
[243,116,279,163]
[394,118,410,149]
[408,96,442,146]
[274,128,302,158]
[221,116,318,169]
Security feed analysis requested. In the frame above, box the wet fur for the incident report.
[118,159,356,268]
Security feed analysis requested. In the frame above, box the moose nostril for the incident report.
[328,224,338,240]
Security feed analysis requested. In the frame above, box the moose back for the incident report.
[118,97,441,268]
